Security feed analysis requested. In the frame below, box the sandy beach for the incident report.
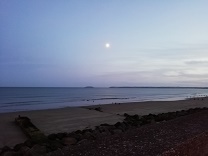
[1,97,208,148]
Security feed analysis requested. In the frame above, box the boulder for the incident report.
[47,140,63,151]
[132,114,141,120]
[112,129,122,134]
[82,129,93,133]
[67,132,82,141]
[96,126,109,133]
[56,133,67,140]
[82,131,96,140]
[13,143,25,151]
[100,123,110,126]
[92,129,102,137]
[28,144,47,155]
[24,139,35,148]
[114,122,122,128]
[18,146,30,155]
[94,107,102,112]
[48,134,57,140]
[75,130,82,134]
[77,139,88,145]
[62,137,77,146]
[115,122,127,132]
[1,146,11,154]
[2,151,17,156]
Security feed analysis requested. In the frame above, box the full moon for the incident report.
[105,43,110,48]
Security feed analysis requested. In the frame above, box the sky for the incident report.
[1,0,208,87]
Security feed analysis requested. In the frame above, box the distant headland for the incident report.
[84,86,94,88]
[109,86,208,89]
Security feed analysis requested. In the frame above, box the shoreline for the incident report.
[1,87,208,114]
[1,97,208,148]
[0,96,198,114]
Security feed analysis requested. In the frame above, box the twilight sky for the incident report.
[1,0,208,87]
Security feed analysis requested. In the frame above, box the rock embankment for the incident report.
[1,107,208,156]
[51,108,208,156]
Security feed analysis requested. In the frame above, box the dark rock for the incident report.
[77,139,88,145]
[56,133,67,140]
[94,107,102,112]
[114,122,122,128]
[100,131,110,136]
[132,114,141,120]
[29,144,47,155]
[24,139,35,148]
[67,132,82,141]
[18,146,30,155]
[100,123,110,126]
[31,133,48,144]
[48,134,57,140]
[178,110,188,116]
[47,140,63,151]
[124,114,142,127]
[187,108,195,114]
[150,119,156,124]
[1,146,11,154]
[92,129,102,138]
[46,148,68,156]
[155,113,167,122]
[132,120,142,126]
[123,121,131,130]
[13,143,25,151]
[96,126,110,133]
[114,122,127,132]
[82,129,93,134]
[62,137,77,146]
[75,130,82,134]
[2,151,18,156]
[145,114,156,121]
[82,131,96,140]
[112,129,122,134]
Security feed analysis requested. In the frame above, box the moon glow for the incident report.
[105,43,110,48]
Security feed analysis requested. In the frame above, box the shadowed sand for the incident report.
[87,97,208,115]
[1,97,208,148]
[0,107,123,148]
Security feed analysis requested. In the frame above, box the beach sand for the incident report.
[1,97,208,148]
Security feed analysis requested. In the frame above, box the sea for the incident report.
[1,87,208,113]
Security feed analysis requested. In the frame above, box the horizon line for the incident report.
[1,86,208,88]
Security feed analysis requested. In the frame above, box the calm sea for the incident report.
[1,87,208,113]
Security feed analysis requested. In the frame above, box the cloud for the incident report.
[185,60,208,65]
[135,43,208,61]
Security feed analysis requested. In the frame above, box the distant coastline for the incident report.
[1,86,208,89]
[109,86,208,89]
[84,86,94,88]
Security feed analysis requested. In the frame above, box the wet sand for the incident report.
[0,97,208,148]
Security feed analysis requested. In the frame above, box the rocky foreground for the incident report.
[48,108,208,156]
[1,107,208,155]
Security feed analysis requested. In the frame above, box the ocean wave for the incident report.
[0,101,42,108]
[86,97,130,101]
